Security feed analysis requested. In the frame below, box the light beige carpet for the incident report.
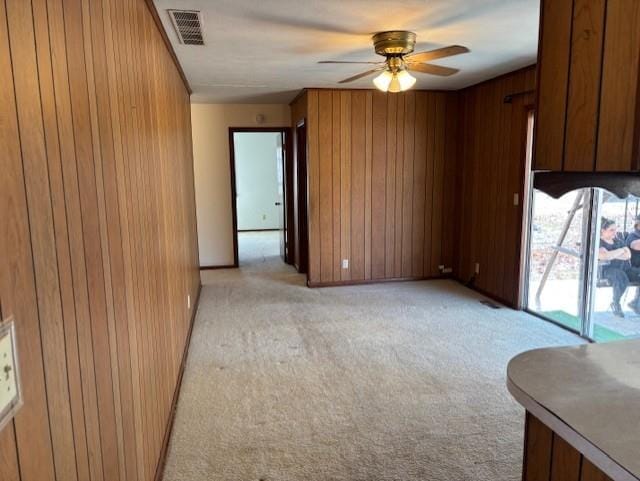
[163,232,583,481]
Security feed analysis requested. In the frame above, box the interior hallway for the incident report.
[163,251,582,481]
[238,231,282,267]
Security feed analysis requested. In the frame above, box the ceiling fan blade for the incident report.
[408,63,459,77]
[319,60,383,65]
[338,68,384,84]
[406,45,469,63]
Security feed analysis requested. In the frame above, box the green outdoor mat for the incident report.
[539,310,627,342]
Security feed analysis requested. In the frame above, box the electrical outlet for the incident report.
[475,263,480,274]
[513,193,519,206]
[0,317,21,432]
[187,294,191,310]
[262,214,267,220]
[342,259,349,269]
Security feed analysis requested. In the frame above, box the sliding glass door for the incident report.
[525,185,640,342]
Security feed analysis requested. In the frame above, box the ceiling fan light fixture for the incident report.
[373,70,393,92]
[396,69,417,91]
[374,68,416,93]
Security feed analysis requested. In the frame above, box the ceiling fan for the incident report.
[319,31,469,93]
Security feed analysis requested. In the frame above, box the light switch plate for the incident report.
[0,317,22,433]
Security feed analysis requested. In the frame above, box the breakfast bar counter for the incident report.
[507,339,640,481]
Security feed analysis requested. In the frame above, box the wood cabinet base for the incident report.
[523,412,612,481]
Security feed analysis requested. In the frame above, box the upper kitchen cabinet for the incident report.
[534,0,640,172]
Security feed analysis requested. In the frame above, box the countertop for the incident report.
[507,339,640,481]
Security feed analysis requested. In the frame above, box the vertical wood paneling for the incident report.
[308,90,321,281]
[564,0,606,171]
[442,93,461,272]
[596,0,640,171]
[0,425,20,481]
[524,413,614,481]
[457,67,535,306]
[534,0,573,171]
[6,1,78,479]
[0,1,57,479]
[371,91,388,279]
[550,435,581,481]
[430,95,446,277]
[303,88,459,286]
[524,413,553,481]
[0,1,199,480]
[332,92,342,280]
[581,460,612,481]
[401,92,416,277]
[422,93,436,276]
[394,95,405,278]
[364,92,373,280]
[535,0,640,172]
[385,94,397,277]
[412,92,428,278]
[318,91,333,282]
[350,92,366,280]
[340,92,352,281]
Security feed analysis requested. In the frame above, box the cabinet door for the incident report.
[564,0,606,171]
[596,0,640,172]
[534,0,573,171]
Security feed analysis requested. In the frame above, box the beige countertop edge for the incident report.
[506,375,638,481]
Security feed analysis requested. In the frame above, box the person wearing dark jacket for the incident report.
[625,215,640,268]
[599,218,640,317]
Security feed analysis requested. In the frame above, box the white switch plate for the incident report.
[342,259,349,269]
[0,317,21,433]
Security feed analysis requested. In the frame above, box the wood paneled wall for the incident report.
[297,89,460,286]
[535,0,640,172]
[0,1,200,481]
[456,67,536,306]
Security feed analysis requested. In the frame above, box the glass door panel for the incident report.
[526,189,591,333]
[588,190,640,341]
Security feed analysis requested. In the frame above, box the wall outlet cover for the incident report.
[342,259,349,269]
[0,317,22,433]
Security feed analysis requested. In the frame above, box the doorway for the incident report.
[229,127,292,267]
[294,120,308,274]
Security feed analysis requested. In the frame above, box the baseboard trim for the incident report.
[200,264,237,270]
[154,282,202,481]
[307,275,447,288]
[237,228,280,232]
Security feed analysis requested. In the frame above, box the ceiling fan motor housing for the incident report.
[373,31,416,56]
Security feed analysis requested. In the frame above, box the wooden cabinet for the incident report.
[522,413,614,481]
[534,0,640,172]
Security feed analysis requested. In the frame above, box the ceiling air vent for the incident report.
[168,9,204,45]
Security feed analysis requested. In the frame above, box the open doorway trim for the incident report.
[228,127,293,267]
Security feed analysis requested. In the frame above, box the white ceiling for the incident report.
[153,0,539,104]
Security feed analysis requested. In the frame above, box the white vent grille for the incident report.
[168,10,204,45]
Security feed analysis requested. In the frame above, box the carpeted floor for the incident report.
[163,232,583,481]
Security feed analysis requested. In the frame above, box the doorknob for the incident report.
[275,202,282,206]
